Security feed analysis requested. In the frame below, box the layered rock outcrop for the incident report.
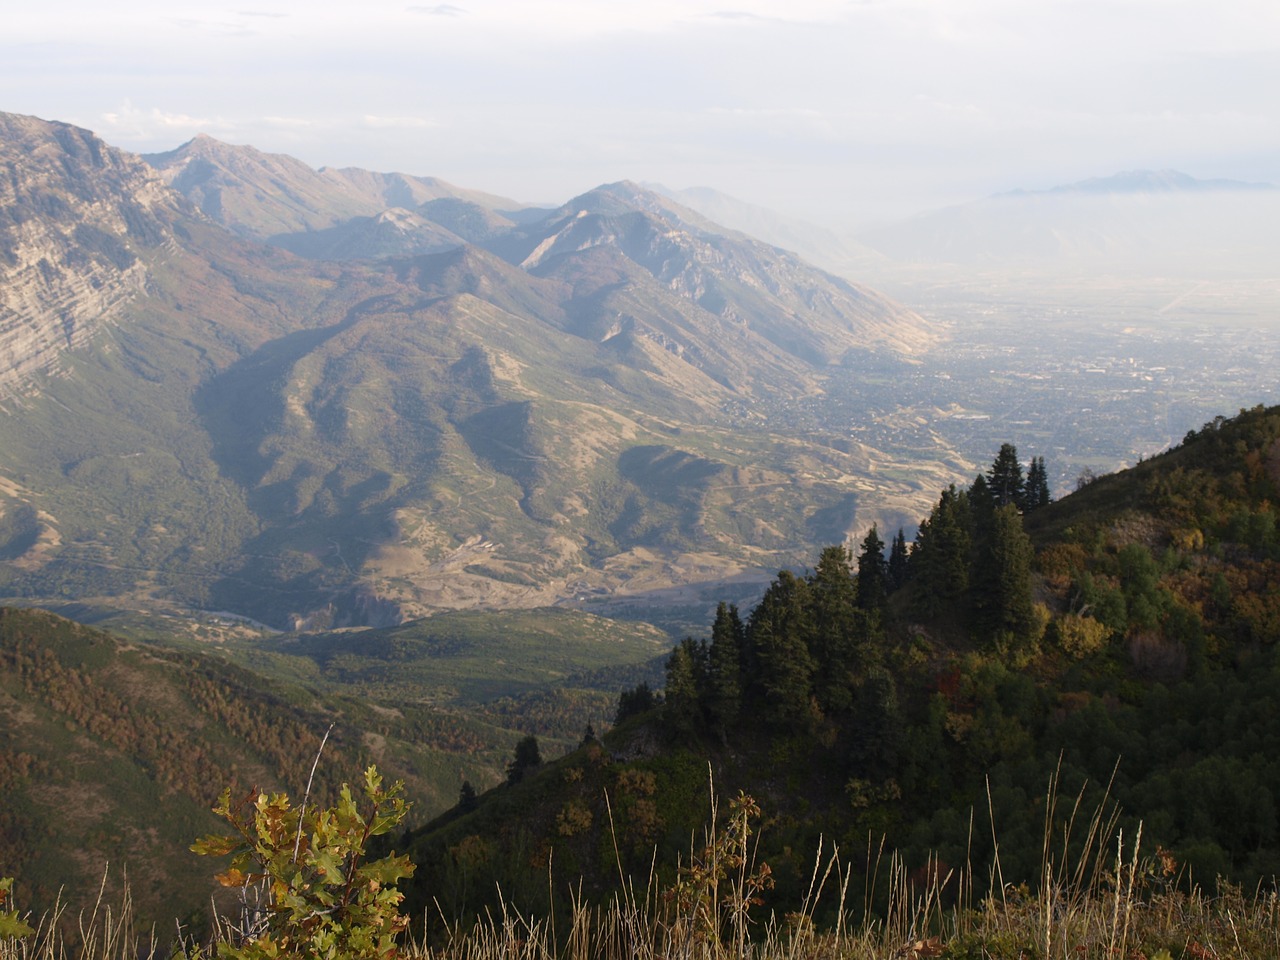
[0,112,180,394]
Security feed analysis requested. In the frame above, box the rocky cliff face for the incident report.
[0,112,181,395]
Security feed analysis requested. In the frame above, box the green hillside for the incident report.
[0,608,518,923]
[3,404,1278,957]
[0,592,685,925]
[257,608,666,701]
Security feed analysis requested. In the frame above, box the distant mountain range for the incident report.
[0,111,953,631]
[644,183,892,282]
[1004,169,1275,195]
[855,169,1280,274]
[4,109,1278,931]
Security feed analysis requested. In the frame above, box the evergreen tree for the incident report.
[854,526,889,613]
[808,545,862,715]
[1025,456,1051,510]
[969,473,994,516]
[971,503,1038,645]
[987,443,1025,509]
[458,779,478,812]
[506,735,542,785]
[887,528,909,591]
[909,486,973,620]
[967,472,999,617]
[706,602,744,740]
[663,638,706,739]
[848,666,904,778]
[745,570,816,729]
[615,682,658,724]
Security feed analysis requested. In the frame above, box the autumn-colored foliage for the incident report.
[187,766,414,960]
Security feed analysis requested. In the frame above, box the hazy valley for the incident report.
[3,113,1276,638]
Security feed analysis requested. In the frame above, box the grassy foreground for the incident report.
[3,865,1277,959]
[3,777,1278,960]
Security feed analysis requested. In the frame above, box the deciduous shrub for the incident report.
[189,765,414,960]
[0,877,34,940]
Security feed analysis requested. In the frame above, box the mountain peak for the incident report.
[145,132,292,168]
[556,181,665,219]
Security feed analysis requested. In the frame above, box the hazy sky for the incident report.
[5,0,1279,227]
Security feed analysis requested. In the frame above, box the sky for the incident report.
[4,0,1280,228]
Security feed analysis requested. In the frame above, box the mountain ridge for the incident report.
[142,133,530,240]
[0,110,954,630]
[0,112,186,394]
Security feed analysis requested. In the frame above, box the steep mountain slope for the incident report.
[147,139,932,361]
[267,207,466,260]
[498,182,934,363]
[0,112,955,630]
[0,113,434,625]
[142,133,373,235]
[190,241,945,627]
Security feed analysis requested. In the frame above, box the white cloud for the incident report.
[99,101,227,140]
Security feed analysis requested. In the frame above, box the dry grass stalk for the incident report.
[7,773,1280,960]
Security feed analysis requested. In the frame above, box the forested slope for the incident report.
[402,404,1280,926]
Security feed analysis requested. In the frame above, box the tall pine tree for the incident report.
[855,526,889,613]
[887,528,909,591]
[808,545,862,715]
[663,638,706,739]
[909,485,973,620]
[706,602,745,740]
[1025,456,1051,510]
[971,503,1038,646]
[987,443,1025,509]
[746,570,816,730]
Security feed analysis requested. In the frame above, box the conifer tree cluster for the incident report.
[986,443,1052,512]
[655,540,902,780]
[646,444,1050,763]
[908,443,1048,648]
